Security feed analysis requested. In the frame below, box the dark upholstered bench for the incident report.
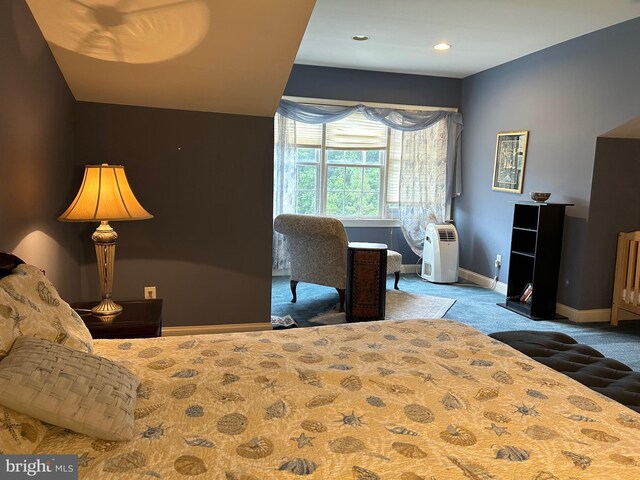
[489,330,640,413]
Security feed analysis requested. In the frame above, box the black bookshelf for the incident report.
[498,202,572,320]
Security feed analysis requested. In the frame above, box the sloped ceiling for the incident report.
[602,117,640,139]
[26,0,316,117]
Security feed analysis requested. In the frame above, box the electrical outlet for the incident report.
[495,254,502,267]
[144,286,157,299]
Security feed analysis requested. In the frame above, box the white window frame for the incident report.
[321,149,387,218]
[291,123,390,220]
[294,148,321,215]
[318,125,388,219]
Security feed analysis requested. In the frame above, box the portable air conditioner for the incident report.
[421,223,459,283]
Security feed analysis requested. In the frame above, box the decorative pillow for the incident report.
[0,336,139,441]
[0,264,93,359]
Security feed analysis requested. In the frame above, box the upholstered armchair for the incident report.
[274,214,348,311]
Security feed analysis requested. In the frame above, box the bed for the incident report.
[2,256,640,479]
[611,230,640,326]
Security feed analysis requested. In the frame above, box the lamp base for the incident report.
[91,221,122,317]
[91,297,123,316]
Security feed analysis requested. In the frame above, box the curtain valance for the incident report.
[277,99,461,133]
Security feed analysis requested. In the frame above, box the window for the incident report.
[274,103,453,226]
[279,111,402,219]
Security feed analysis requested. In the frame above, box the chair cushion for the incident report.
[489,330,640,412]
[387,250,402,274]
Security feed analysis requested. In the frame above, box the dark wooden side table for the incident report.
[346,242,387,322]
[72,299,163,339]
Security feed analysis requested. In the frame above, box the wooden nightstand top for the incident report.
[72,299,163,339]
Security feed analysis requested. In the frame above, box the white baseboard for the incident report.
[397,265,508,296]
[458,268,508,295]
[555,305,611,323]
[163,323,271,336]
[400,263,420,274]
[555,305,639,323]
[458,268,616,324]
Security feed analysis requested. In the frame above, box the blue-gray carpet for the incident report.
[271,274,640,371]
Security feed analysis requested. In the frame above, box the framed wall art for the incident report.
[492,130,529,193]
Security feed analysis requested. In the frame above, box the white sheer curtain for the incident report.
[272,114,297,269]
[397,119,449,255]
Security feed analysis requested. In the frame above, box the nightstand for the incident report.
[72,299,163,339]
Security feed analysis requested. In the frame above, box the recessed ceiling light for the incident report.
[433,43,452,51]
[352,34,370,41]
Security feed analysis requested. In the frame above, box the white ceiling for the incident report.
[26,0,315,117]
[296,0,640,78]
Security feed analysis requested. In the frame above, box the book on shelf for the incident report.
[519,283,533,303]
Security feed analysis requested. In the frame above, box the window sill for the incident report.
[339,218,401,228]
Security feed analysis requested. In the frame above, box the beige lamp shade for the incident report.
[59,164,153,222]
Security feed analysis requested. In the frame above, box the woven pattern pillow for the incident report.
[0,264,93,359]
[0,336,139,441]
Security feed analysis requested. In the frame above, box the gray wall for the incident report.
[0,0,82,299]
[284,64,460,266]
[456,17,640,309]
[580,137,640,309]
[74,102,274,327]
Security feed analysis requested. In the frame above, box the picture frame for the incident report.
[492,130,529,193]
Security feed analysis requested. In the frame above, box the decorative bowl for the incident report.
[530,192,551,202]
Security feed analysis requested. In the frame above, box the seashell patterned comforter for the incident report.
[5,319,640,479]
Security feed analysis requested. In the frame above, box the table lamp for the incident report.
[59,164,153,315]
